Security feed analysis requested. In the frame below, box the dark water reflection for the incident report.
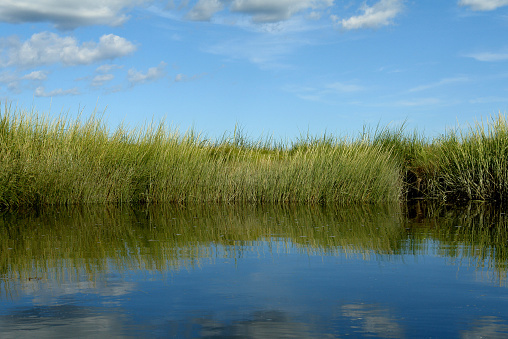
[1,202,508,338]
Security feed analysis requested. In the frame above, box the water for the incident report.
[1,203,508,338]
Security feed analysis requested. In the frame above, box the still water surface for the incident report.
[1,203,508,338]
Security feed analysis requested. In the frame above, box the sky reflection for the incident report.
[1,203,508,337]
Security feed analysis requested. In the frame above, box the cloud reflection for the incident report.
[461,316,508,338]
[195,310,328,338]
[0,305,128,338]
[342,303,404,338]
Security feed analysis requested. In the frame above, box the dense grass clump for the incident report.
[2,104,508,208]
[0,105,402,208]
[426,115,508,201]
[364,114,508,202]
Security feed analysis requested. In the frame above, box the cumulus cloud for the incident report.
[0,70,48,92]
[186,0,224,21]
[35,86,79,97]
[1,32,137,68]
[0,0,149,29]
[22,70,48,81]
[336,0,403,30]
[230,0,333,23]
[127,61,167,85]
[458,0,508,11]
[92,74,115,86]
[184,0,334,22]
[308,11,322,20]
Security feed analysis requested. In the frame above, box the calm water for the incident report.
[1,203,508,338]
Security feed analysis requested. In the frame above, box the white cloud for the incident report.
[22,70,49,81]
[182,0,334,23]
[0,0,149,29]
[0,70,48,92]
[127,61,167,85]
[96,64,123,73]
[336,0,403,30]
[174,72,207,82]
[186,0,224,21]
[1,32,137,68]
[0,71,20,91]
[166,0,176,9]
[35,86,79,97]
[308,11,322,20]
[92,74,115,86]
[458,0,508,11]
[230,0,333,23]
[465,51,508,61]
[179,0,190,10]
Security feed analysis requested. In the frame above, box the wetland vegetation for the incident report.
[1,104,508,208]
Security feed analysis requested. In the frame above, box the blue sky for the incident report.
[0,0,507,140]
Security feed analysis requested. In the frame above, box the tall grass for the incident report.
[425,114,508,201]
[361,114,508,202]
[0,105,402,208]
[2,104,508,208]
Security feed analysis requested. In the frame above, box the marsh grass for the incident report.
[2,104,508,208]
[0,105,401,208]
[425,115,508,201]
[361,114,508,202]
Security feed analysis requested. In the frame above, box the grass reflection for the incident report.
[1,202,508,296]
[0,203,403,294]
[405,201,508,284]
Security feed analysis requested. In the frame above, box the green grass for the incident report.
[2,104,508,208]
[0,104,401,208]
[426,115,508,201]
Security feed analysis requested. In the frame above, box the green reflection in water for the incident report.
[1,202,508,297]
[405,201,508,285]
